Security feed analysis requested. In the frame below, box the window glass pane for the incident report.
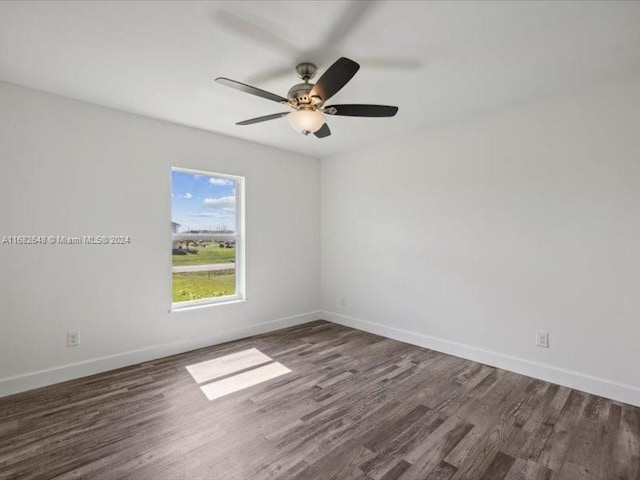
[171,169,239,304]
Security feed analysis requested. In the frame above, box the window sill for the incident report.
[169,297,246,313]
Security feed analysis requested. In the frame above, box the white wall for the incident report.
[3,72,640,406]
[321,73,640,405]
[0,82,320,395]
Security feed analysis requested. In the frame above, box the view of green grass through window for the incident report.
[171,168,241,305]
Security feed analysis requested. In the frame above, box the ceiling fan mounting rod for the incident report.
[288,62,323,110]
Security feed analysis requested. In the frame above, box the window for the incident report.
[170,167,244,309]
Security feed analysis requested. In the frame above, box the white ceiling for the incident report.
[1,1,640,159]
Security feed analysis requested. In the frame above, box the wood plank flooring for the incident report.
[1,320,639,480]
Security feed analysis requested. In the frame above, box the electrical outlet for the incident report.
[67,330,79,347]
[536,331,549,348]
[341,296,348,306]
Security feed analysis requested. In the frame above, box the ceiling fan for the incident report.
[215,57,398,138]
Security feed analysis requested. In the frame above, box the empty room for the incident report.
[1,1,639,479]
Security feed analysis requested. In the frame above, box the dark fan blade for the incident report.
[325,104,398,117]
[215,77,288,104]
[309,57,360,102]
[236,112,290,126]
[314,123,331,138]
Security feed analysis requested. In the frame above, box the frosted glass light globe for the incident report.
[287,109,325,134]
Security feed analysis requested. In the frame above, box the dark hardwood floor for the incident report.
[1,320,639,480]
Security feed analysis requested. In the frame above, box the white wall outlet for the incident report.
[536,331,549,348]
[341,296,348,306]
[67,329,79,347]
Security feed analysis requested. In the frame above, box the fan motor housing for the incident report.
[287,82,312,104]
[287,83,323,108]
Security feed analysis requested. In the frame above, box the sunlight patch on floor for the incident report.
[186,347,272,384]
[186,348,291,401]
[199,361,291,400]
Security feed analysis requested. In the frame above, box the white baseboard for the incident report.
[322,310,640,407]
[0,311,321,398]
[6,310,639,408]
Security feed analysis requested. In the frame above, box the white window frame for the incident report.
[170,167,245,311]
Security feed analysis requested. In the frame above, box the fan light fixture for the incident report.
[287,109,325,134]
[215,57,398,139]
